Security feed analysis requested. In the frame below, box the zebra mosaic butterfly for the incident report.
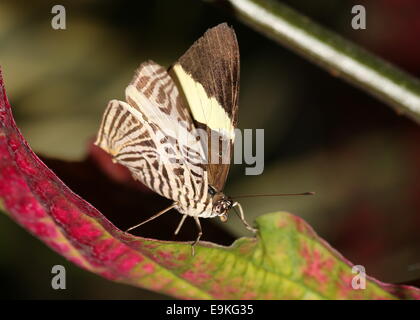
[95,23,256,254]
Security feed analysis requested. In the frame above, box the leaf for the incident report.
[0,69,419,299]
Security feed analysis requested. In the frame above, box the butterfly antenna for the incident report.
[231,192,315,199]
[125,203,177,233]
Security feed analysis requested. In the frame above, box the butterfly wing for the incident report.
[169,23,240,192]
[95,61,209,209]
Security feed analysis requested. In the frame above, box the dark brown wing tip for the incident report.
[204,22,237,40]
[210,22,232,31]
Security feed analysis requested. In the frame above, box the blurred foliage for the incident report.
[1,0,420,298]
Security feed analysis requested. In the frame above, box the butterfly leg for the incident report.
[174,214,187,235]
[233,202,257,233]
[191,217,202,256]
[125,203,177,233]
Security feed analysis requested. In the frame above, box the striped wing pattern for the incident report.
[95,62,213,217]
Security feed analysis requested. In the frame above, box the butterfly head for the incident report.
[212,193,233,222]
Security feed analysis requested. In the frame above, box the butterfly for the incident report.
[95,23,256,254]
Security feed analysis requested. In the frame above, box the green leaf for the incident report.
[123,211,419,300]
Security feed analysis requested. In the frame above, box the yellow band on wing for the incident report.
[172,63,235,139]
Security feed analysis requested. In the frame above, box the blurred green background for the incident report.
[1,0,420,299]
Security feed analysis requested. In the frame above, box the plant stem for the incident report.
[210,0,420,124]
